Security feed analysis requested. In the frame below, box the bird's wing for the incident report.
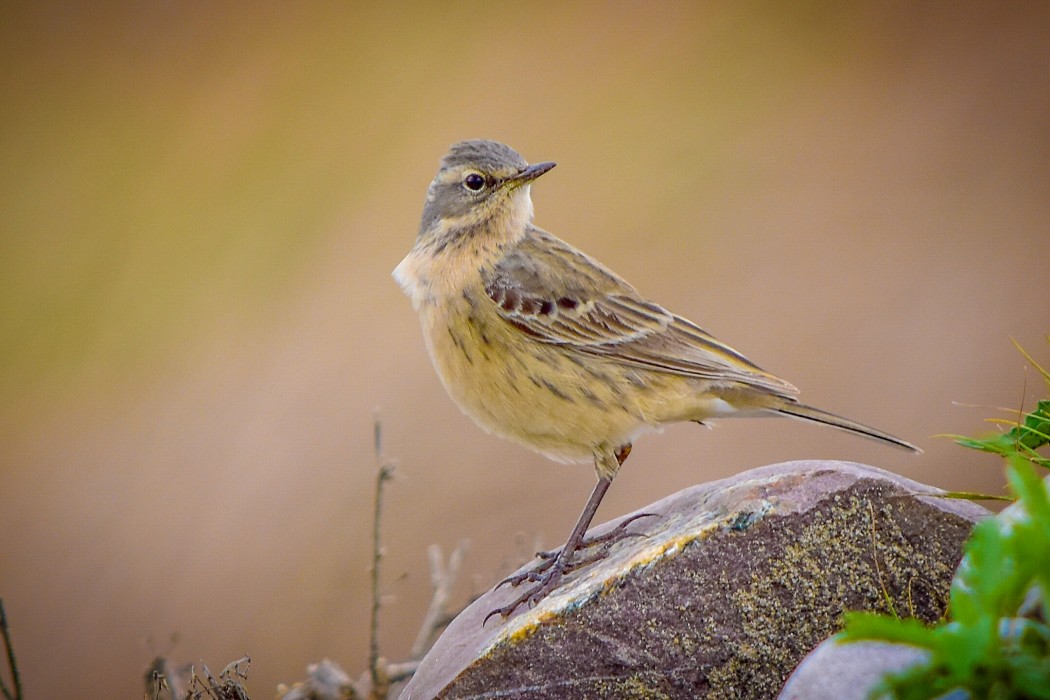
[482,229,797,395]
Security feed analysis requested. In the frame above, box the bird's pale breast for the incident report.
[417,284,709,463]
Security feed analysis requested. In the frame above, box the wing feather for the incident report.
[483,228,797,395]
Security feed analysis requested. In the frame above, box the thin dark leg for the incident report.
[484,478,612,624]
[547,476,612,568]
[484,444,636,624]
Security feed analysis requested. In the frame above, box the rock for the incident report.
[780,471,1050,700]
[400,461,989,700]
[778,640,931,700]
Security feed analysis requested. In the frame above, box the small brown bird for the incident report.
[394,140,917,620]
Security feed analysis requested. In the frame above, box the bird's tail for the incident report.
[772,401,920,453]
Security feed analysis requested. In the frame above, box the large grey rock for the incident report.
[778,640,931,700]
[401,461,989,700]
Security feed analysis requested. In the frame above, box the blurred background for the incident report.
[1,2,1048,697]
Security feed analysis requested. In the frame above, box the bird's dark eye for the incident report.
[463,173,485,192]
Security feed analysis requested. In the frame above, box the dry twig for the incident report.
[0,599,21,700]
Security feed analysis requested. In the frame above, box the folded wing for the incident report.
[483,228,798,397]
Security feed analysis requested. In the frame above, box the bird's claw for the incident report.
[484,559,568,625]
[485,511,659,623]
[534,511,657,560]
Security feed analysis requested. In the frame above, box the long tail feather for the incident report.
[773,402,920,453]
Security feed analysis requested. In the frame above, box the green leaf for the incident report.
[840,612,936,648]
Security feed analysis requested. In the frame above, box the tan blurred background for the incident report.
[1,2,1048,697]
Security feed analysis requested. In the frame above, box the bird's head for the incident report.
[416,140,556,244]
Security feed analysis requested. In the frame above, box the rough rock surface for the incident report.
[400,461,989,700]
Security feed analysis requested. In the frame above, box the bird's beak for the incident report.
[507,161,556,187]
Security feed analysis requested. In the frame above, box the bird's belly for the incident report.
[419,300,672,463]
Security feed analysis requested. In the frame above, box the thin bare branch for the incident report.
[0,599,21,700]
[369,414,396,696]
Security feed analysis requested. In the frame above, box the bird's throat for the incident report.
[393,189,535,307]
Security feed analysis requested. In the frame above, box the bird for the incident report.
[393,139,918,621]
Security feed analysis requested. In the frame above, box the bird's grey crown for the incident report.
[441,139,528,173]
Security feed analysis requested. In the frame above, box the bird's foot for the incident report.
[484,511,657,624]
[483,552,571,625]
[533,511,657,564]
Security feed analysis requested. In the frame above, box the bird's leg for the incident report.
[527,443,656,562]
[485,443,649,623]
[496,444,636,586]
[484,477,612,623]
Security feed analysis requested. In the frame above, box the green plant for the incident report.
[840,342,1050,700]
